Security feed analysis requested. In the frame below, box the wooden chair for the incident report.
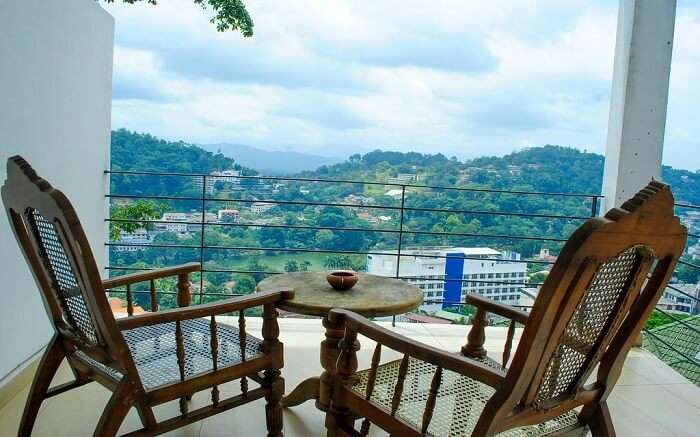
[324,181,687,437]
[2,155,292,437]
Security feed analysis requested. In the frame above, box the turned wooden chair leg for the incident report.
[587,402,616,437]
[263,369,284,437]
[93,380,134,437]
[19,336,65,437]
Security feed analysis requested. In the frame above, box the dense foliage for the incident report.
[102,0,253,35]
[108,131,700,320]
[111,129,256,198]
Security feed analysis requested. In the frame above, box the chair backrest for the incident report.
[487,181,687,429]
[2,156,123,366]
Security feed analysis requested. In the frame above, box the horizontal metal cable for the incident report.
[663,283,700,303]
[642,329,700,366]
[104,266,539,287]
[678,259,700,270]
[105,242,554,264]
[106,193,592,221]
[105,169,603,198]
[675,202,700,210]
[651,307,700,336]
[105,217,569,242]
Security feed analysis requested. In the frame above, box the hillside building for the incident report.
[217,209,240,223]
[659,284,700,315]
[114,228,152,252]
[250,202,275,214]
[367,247,527,312]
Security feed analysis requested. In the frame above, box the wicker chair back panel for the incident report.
[27,208,99,345]
[535,247,641,403]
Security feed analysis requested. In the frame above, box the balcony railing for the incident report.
[103,169,700,385]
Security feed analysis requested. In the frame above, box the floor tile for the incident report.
[1,319,698,436]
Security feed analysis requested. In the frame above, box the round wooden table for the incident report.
[257,272,422,412]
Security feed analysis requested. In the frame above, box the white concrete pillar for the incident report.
[602,0,676,210]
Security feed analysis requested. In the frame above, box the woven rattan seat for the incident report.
[351,357,579,437]
[124,319,264,390]
[73,319,265,390]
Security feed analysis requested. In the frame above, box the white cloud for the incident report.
[103,0,699,169]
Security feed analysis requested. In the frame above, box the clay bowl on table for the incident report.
[326,270,359,291]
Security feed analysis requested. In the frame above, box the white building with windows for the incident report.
[186,212,218,232]
[218,209,240,223]
[367,247,527,312]
[659,283,700,315]
[210,169,241,186]
[192,169,241,194]
[158,212,189,233]
[114,228,153,252]
[250,202,275,214]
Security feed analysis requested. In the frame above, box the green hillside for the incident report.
[304,146,700,205]
[110,129,258,198]
[108,130,700,300]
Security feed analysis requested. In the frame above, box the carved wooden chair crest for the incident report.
[325,181,687,436]
[2,156,292,437]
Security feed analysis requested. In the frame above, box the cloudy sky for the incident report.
[104,0,699,170]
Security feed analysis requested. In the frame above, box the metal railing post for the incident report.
[199,175,206,303]
[591,196,599,217]
[393,185,407,327]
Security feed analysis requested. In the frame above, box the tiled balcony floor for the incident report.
[1,319,698,436]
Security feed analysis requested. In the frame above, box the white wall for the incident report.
[0,0,114,382]
[602,0,676,209]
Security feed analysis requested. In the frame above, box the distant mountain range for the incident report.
[201,143,341,175]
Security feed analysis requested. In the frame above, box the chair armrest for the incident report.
[103,262,201,289]
[465,293,529,324]
[116,289,294,330]
[329,309,505,388]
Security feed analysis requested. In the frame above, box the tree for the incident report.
[109,200,163,240]
[675,263,700,284]
[233,274,257,294]
[315,229,335,248]
[284,260,299,272]
[246,258,268,283]
[102,0,254,35]
[206,271,230,287]
[324,255,353,270]
[528,272,548,285]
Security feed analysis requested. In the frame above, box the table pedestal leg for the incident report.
[317,316,346,412]
[281,316,357,412]
[281,376,319,407]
